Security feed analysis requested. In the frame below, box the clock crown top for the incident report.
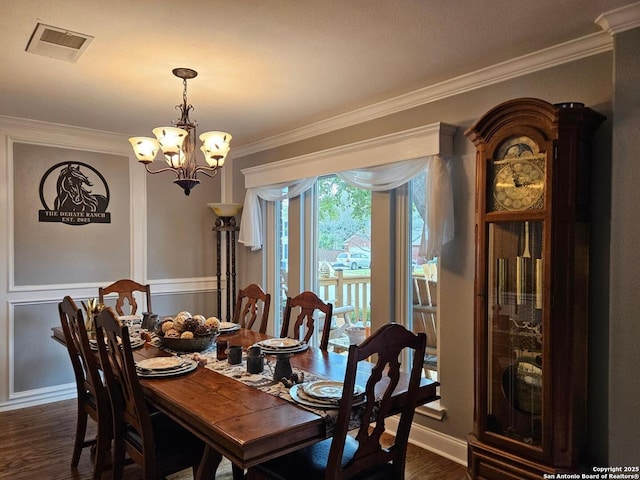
[464,97,603,146]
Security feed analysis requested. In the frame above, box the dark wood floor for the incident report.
[0,399,467,479]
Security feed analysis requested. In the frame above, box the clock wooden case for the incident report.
[465,98,604,479]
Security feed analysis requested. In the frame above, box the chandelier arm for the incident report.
[144,163,181,178]
[193,166,222,178]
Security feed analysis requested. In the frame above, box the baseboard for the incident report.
[0,387,75,412]
[385,416,468,467]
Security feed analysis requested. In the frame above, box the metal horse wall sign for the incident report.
[39,161,111,225]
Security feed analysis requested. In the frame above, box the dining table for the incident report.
[52,325,440,480]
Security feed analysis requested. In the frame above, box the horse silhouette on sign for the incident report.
[54,163,108,212]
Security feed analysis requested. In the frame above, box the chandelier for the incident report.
[129,68,232,196]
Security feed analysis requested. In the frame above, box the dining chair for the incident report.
[413,276,438,379]
[281,291,333,350]
[58,296,112,480]
[94,306,217,480]
[247,322,427,480]
[98,279,152,316]
[232,283,271,333]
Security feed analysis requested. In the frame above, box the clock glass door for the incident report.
[486,220,543,447]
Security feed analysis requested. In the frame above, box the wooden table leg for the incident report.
[195,445,223,480]
[232,463,246,480]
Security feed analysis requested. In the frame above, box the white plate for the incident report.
[90,336,144,351]
[136,357,184,371]
[302,380,364,400]
[218,322,241,332]
[258,338,302,349]
[136,359,197,378]
[118,315,142,323]
[218,321,238,329]
[259,343,309,355]
[129,337,145,349]
[290,384,365,409]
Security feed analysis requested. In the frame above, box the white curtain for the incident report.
[239,177,317,250]
[422,155,455,259]
[239,155,454,259]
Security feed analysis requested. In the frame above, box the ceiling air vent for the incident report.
[26,23,93,63]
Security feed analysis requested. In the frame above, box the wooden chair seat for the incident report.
[122,411,205,464]
[248,435,395,480]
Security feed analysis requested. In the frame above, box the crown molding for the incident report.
[233,31,612,158]
[595,1,640,35]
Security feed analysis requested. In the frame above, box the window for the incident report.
[277,199,289,328]
[317,175,371,351]
[240,126,453,418]
[409,172,439,381]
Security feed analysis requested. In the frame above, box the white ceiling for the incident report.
[0,0,634,150]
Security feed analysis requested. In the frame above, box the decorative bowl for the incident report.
[160,333,219,352]
[207,203,243,217]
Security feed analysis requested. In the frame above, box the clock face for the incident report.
[491,136,546,211]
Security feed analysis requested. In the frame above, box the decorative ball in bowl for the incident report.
[158,312,221,352]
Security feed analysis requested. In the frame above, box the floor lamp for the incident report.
[208,203,242,322]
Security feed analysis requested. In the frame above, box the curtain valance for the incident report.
[239,155,454,260]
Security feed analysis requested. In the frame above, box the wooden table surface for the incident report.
[53,326,439,478]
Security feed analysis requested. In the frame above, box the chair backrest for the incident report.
[232,283,271,333]
[94,306,156,469]
[427,280,437,307]
[98,279,152,316]
[281,291,333,350]
[413,277,437,350]
[58,295,108,415]
[328,323,426,479]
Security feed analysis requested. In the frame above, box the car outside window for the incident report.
[332,252,370,270]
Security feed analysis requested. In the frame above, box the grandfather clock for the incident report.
[465,98,604,479]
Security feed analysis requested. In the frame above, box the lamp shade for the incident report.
[200,131,232,167]
[129,137,160,163]
[153,126,188,168]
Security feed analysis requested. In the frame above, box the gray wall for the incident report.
[14,302,74,392]
[608,27,640,466]
[231,52,617,460]
[13,143,130,284]
[147,170,220,280]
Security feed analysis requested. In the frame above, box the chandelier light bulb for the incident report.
[153,126,187,167]
[129,137,160,163]
[200,131,232,168]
